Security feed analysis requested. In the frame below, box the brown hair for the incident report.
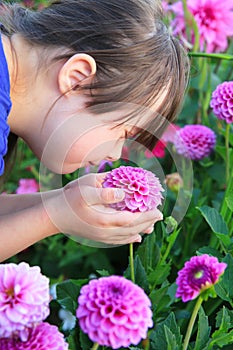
[0,0,189,169]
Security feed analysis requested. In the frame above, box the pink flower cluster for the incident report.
[170,0,233,53]
[0,322,68,350]
[210,81,233,124]
[0,262,68,349]
[16,179,39,194]
[76,275,153,349]
[174,124,216,160]
[176,254,227,302]
[102,166,164,212]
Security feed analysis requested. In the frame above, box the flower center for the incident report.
[194,270,204,279]
[197,6,215,26]
[5,287,15,297]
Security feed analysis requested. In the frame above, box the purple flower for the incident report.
[210,81,233,124]
[176,254,227,302]
[76,276,153,349]
[102,166,164,212]
[0,262,50,340]
[174,124,216,160]
[0,322,68,349]
[170,0,233,53]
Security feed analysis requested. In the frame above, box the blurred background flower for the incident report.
[170,0,233,52]
[16,178,39,194]
[174,124,216,160]
[210,81,233,123]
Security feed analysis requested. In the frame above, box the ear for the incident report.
[58,53,96,94]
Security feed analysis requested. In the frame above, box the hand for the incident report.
[43,173,163,245]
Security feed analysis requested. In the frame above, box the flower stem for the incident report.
[91,343,99,350]
[183,296,203,350]
[225,124,230,183]
[129,243,135,283]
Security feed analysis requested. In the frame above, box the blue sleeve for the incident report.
[0,30,12,176]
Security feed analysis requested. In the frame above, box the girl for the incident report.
[0,0,189,261]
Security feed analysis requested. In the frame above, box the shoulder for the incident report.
[0,32,11,176]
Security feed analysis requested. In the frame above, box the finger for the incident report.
[80,186,125,206]
[142,225,154,234]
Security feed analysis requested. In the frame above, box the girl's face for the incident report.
[35,107,139,174]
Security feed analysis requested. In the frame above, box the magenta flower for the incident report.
[16,179,39,194]
[76,276,153,349]
[174,124,216,160]
[102,166,164,212]
[145,140,166,159]
[210,81,233,124]
[0,262,50,340]
[0,322,68,349]
[176,254,227,302]
[170,0,233,53]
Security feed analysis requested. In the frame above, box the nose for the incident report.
[106,140,124,162]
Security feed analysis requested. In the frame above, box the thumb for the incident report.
[98,187,125,204]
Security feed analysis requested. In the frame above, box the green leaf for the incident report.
[137,231,160,273]
[67,330,79,350]
[197,206,228,234]
[164,326,180,350]
[196,246,223,260]
[124,255,149,293]
[215,306,231,333]
[196,206,231,246]
[194,307,211,350]
[148,263,171,287]
[150,285,171,316]
[215,254,233,302]
[56,279,87,314]
[150,313,182,350]
[215,146,233,165]
[79,330,93,350]
[96,269,110,277]
[226,191,233,212]
[208,330,233,349]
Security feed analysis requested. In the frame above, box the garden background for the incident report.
[1,0,233,349]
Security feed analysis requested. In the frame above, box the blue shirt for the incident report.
[0,28,11,176]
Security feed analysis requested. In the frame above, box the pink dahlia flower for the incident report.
[0,262,50,339]
[176,254,227,302]
[76,275,153,349]
[102,166,164,212]
[145,140,166,159]
[16,179,39,194]
[174,124,216,160]
[0,322,68,350]
[170,0,233,53]
[210,81,233,124]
